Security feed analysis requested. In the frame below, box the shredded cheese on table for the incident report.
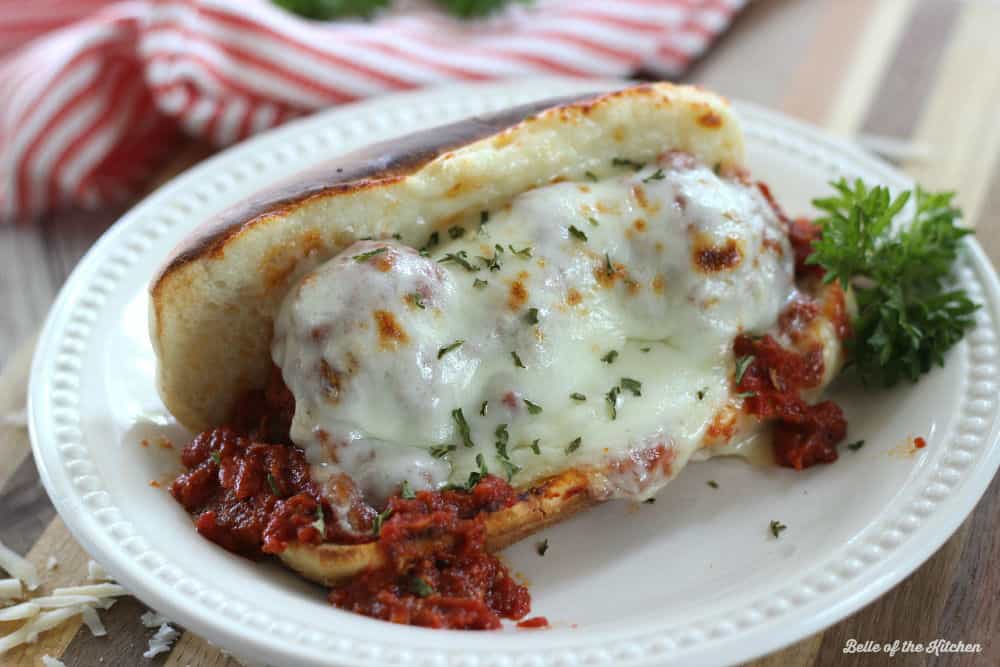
[0,543,132,657]
[0,539,39,591]
[0,607,82,653]
[0,577,22,600]
[81,606,108,637]
[86,560,109,582]
[144,623,180,658]
[0,601,41,622]
[51,583,127,598]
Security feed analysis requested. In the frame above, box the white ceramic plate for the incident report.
[29,78,1000,667]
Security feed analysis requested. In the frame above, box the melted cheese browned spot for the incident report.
[698,111,723,128]
[319,359,342,403]
[508,273,529,310]
[594,260,626,288]
[372,252,395,273]
[373,310,408,348]
[693,236,743,273]
[632,184,650,209]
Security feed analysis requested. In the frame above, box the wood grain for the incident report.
[1,1,998,664]
[823,0,918,137]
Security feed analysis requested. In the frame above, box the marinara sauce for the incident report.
[741,194,851,469]
[170,369,531,629]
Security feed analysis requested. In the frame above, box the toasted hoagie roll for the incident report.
[154,83,848,609]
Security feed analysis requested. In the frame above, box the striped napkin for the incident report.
[0,0,745,223]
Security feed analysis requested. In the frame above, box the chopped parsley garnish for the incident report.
[448,226,466,239]
[266,473,282,497]
[451,408,475,448]
[480,210,489,228]
[735,391,757,399]
[478,244,504,271]
[466,453,489,489]
[372,507,393,536]
[847,440,866,451]
[570,392,586,402]
[421,231,440,253]
[565,437,582,454]
[642,168,665,183]
[352,247,387,262]
[612,157,644,171]
[508,244,533,259]
[808,180,978,386]
[604,252,615,277]
[605,386,620,420]
[511,350,526,368]
[445,454,489,492]
[568,225,588,242]
[696,387,708,400]
[734,355,755,385]
[496,425,520,478]
[400,480,416,499]
[473,278,489,289]
[524,307,540,325]
[311,505,325,535]
[707,480,719,489]
[210,451,221,465]
[437,339,464,359]
[438,250,480,272]
[536,539,549,556]
[588,216,600,227]
[769,520,787,538]
[530,439,541,455]
[585,171,598,182]
[498,458,521,481]
[601,350,619,364]
[620,377,642,396]
[640,346,651,353]
[480,400,489,416]
[391,233,402,240]
[408,292,426,309]
[643,498,656,504]
[495,423,509,453]
[407,576,434,598]
[523,399,543,415]
[429,443,456,458]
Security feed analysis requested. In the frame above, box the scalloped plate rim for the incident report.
[27,78,1000,667]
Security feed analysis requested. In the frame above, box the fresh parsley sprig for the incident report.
[807,179,978,387]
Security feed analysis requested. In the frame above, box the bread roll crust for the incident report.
[150,83,743,432]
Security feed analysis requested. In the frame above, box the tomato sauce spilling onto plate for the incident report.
[329,477,529,629]
[170,370,530,629]
[741,206,850,469]
[734,334,847,469]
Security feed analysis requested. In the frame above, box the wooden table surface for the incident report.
[2,1,998,665]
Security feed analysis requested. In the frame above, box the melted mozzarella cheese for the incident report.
[272,157,794,511]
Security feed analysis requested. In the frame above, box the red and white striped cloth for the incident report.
[0,0,744,223]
